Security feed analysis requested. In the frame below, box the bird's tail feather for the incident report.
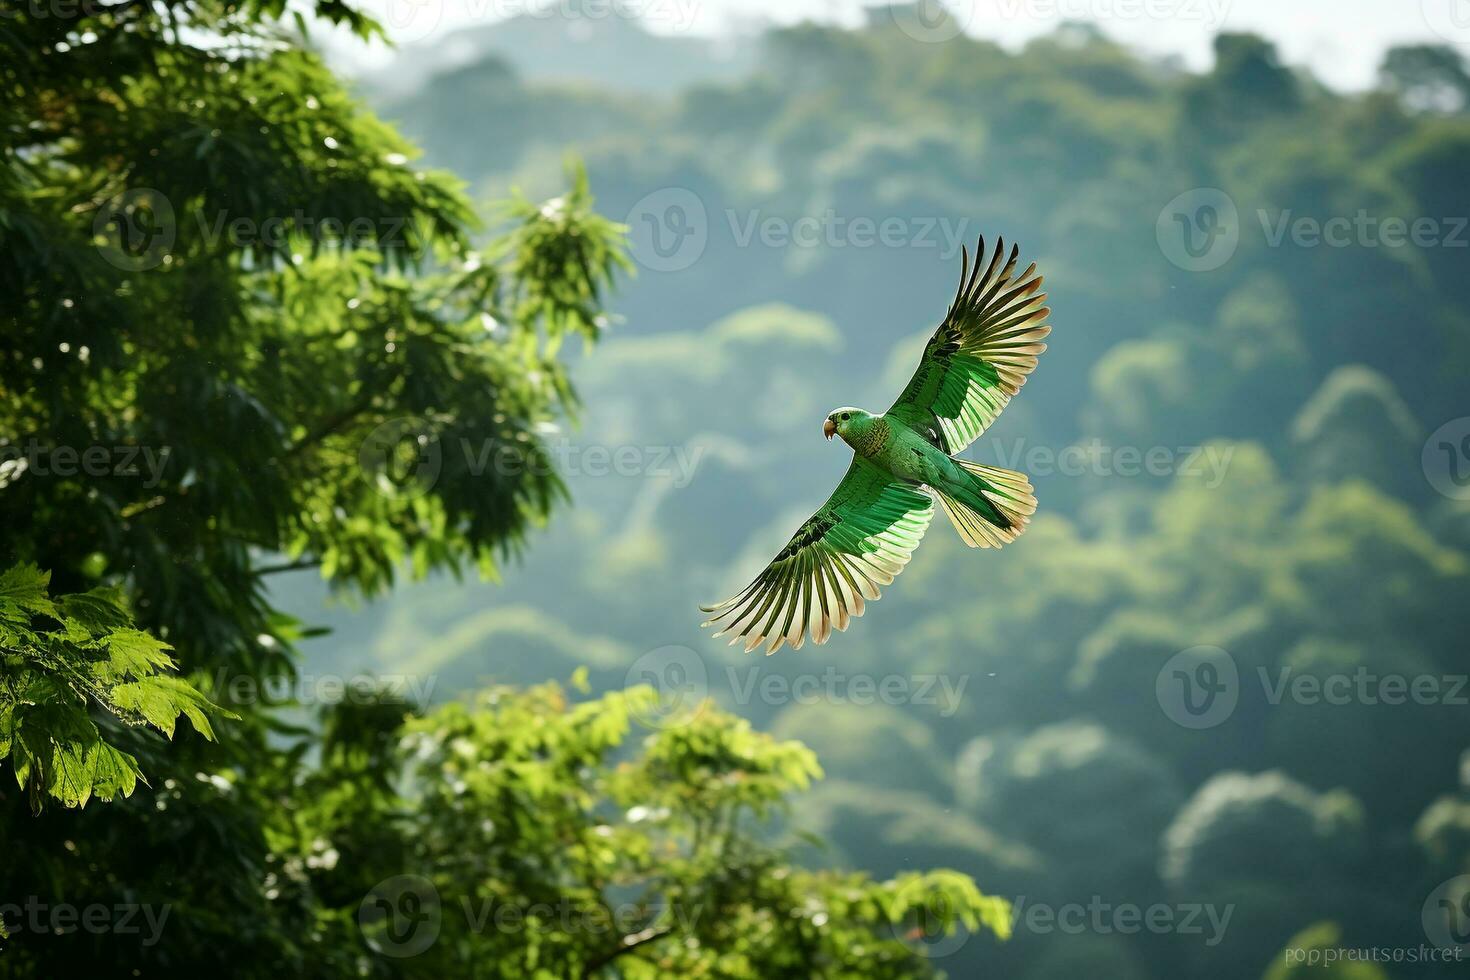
[934,460,1036,549]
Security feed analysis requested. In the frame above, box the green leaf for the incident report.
[112,675,234,740]
[96,627,177,681]
[0,565,232,808]
[58,586,131,633]
[0,562,56,621]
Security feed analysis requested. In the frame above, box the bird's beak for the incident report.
[823,419,836,441]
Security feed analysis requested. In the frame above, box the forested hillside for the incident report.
[275,13,1470,979]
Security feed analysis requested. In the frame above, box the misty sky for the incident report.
[346,0,1469,91]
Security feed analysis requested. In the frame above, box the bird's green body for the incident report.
[702,236,1052,653]
[835,410,958,485]
[829,409,1010,528]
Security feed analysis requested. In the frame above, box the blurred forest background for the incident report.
[5,0,1470,978]
[299,4,1470,977]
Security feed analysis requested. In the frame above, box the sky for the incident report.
[341,0,1470,91]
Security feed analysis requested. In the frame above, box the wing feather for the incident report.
[700,458,934,653]
[887,236,1052,453]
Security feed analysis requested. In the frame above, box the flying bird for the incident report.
[700,236,1051,653]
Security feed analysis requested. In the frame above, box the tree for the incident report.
[1380,45,1470,114]
[1162,772,1369,975]
[956,722,1183,894]
[1,0,621,967]
[1182,33,1300,141]
[319,680,1010,978]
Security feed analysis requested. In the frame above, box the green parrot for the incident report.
[700,236,1051,653]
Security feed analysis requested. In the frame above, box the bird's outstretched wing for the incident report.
[700,458,934,654]
[887,236,1051,454]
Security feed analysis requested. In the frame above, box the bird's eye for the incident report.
[841,413,850,421]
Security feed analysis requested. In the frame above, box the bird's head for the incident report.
[824,408,872,445]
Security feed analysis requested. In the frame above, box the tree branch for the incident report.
[580,923,676,978]
[252,558,321,577]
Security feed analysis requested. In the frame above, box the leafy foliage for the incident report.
[0,563,227,809]
[281,681,1009,978]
